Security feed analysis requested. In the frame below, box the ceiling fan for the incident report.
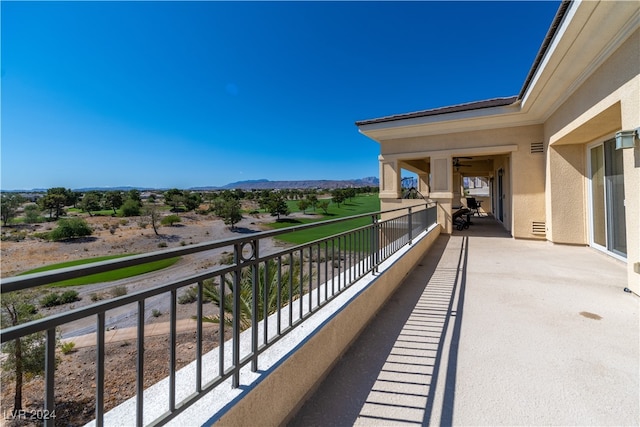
[452,157,472,168]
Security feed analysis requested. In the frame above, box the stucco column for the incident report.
[418,173,430,195]
[428,156,453,233]
[546,145,587,245]
[378,156,401,199]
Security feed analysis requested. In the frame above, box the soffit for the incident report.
[521,1,640,120]
[551,102,621,145]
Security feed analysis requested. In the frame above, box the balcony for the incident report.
[291,216,639,426]
[2,207,638,426]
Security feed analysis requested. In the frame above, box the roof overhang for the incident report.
[356,0,640,143]
[357,98,527,140]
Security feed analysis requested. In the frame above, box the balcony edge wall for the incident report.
[216,226,441,426]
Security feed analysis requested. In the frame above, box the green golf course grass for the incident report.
[270,194,380,244]
[20,254,181,287]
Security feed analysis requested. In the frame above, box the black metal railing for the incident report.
[1,202,437,426]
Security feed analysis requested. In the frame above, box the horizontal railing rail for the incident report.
[1,202,437,426]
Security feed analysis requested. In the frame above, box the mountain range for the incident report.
[4,177,380,193]
[193,177,379,191]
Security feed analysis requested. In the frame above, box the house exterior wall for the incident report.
[358,1,639,293]
[544,28,640,293]
[378,124,545,239]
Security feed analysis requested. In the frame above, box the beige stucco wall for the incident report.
[545,28,639,293]
[378,124,545,239]
[545,145,588,244]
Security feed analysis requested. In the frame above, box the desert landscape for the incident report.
[0,207,304,426]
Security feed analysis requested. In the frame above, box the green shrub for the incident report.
[40,293,61,308]
[40,290,80,307]
[120,199,141,217]
[161,214,181,227]
[60,341,76,355]
[60,290,80,304]
[158,242,167,248]
[152,309,162,317]
[50,218,93,241]
[24,204,44,224]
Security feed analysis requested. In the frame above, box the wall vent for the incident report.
[530,142,544,154]
[532,221,546,235]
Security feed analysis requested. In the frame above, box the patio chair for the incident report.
[452,207,471,230]
[466,197,483,216]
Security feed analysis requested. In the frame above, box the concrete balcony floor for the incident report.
[289,216,639,426]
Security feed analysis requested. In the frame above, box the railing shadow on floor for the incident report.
[288,234,469,426]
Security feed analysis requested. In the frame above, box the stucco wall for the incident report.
[546,144,588,244]
[379,124,545,239]
[545,29,639,292]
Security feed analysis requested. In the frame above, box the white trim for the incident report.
[586,136,628,262]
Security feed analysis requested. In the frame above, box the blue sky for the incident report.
[1,1,560,190]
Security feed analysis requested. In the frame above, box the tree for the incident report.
[23,204,42,224]
[332,189,346,208]
[317,200,330,215]
[202,258,305,329]
[183,191,201,211]
[297,199,310,214]
[120,198,141,217]
[344,187,357,201]
[164,189,184,211]
[68,191,81,208]
[79,191,102,216]
[1,193,25,226]
[306,194,318,211]
[267,193,290,220]
[258,190,272,212]
[221,199,242,230]
[143,204,161,236]
[39,188,71,220]
[1,292,46,412]
[49,218,93,240]
[127,189,142,204]
[103,191,124,215]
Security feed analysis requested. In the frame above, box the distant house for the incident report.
[356,1,640,294]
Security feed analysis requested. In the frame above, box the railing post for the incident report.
[372,214,379,273]
[408,207,413,245]
[45,328,56,427]
[232,242,241,388]
[252,239,259,373]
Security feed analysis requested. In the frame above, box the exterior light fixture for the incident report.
[615,128,639,150]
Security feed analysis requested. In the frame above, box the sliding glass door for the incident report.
[589,139,626,258]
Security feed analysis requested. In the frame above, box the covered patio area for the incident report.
[289,217,639,425]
